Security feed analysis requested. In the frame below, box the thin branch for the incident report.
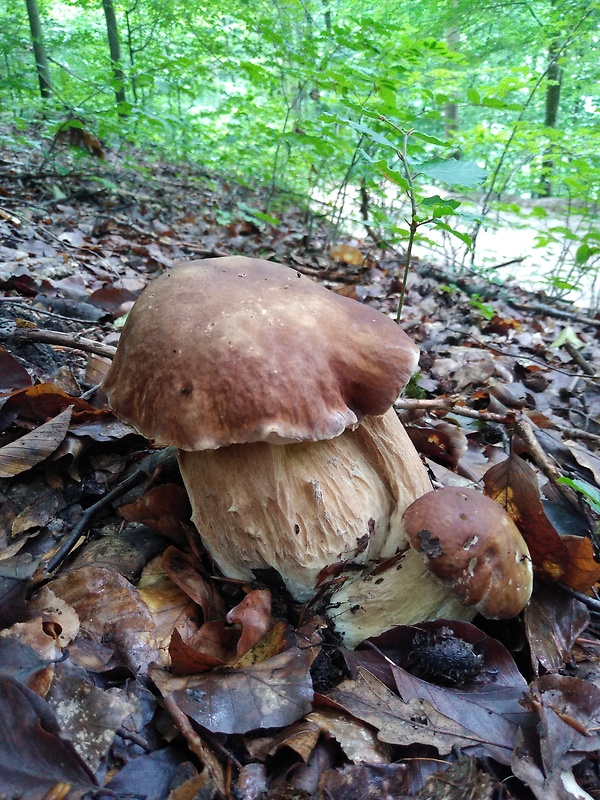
[2,327,117,359]
[513,412,581,509]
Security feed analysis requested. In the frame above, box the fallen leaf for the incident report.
[560,535,600,593]
[483,452,568,580]
[330,243,364,265]
[0,406,72,477]
[50,566,159,673]
[414,756,509,800]
[524,585,589,676]
[137,557,198,666]
[104,746,187,797]
[0,346,32,390]
[327,668,487,754]
[0,554,40,627]
[169,627,227,675]
[47,663,134,771]
[319,762,410,799]
[120,485,192,545]
[248,718,321,762]
[0,678,98,799]
[226,589,272,659]
[307,707,390,764]
[153,642,315,734]
[513,674,600,800]
[3,383,98,421]
[160,546,225,620]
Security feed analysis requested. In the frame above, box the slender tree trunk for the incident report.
[444,26,460,140]
[101,0,127,112]
[25,0,52,98]
[538,37,562,197]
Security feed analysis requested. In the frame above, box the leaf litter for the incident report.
[0,127,599,799]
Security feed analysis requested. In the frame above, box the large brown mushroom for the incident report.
[103,256,464,624]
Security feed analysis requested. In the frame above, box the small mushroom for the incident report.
[104,257,438,605]
[402,487,533,618]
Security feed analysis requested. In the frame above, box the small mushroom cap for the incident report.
[402,487,533,618]
[103,257,419,450]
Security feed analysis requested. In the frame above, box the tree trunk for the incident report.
[101,0,127,112]
[444,26,459,141]
[538,38,562,197]
[25,0,52,99]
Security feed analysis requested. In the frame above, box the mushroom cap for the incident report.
[402,487,533,618]
[103,257,419,450]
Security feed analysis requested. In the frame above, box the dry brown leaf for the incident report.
[560,535,600,593]
[50,566,159,673]
[137,558,198,667]
[307,707,390,764]
[153,642,315,734]
[47,665,134,771]
[483,452,568,580]
[247,718,321,762]
[329,244,364,265]
[120,486,192,545]
[226,589,271,659]
[160,546,225,620]
[524,585,589,675]
[327,668,490,754]
[0,406,72,478]
[0,346,32,390]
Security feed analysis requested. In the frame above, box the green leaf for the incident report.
[550,326,583,348]
[59,119,85,130]
[530,205,548,219]
[417,159,487,187]
[347,120,398,150]
[421,195,461,214]
[410,130,448,146]
[548,278,577,291]
[236,202,280,226]
[469,295,495,319]
[371,159,410,191]
[480,97,523,111]
[576,244,592,265]
[466,88,480,104]
[557,478,600,513]
[432,221,472,248]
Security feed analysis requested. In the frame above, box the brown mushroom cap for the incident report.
[103,256,419,450]
[402,487,533,618]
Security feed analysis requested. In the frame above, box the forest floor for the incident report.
[1,127,600,800]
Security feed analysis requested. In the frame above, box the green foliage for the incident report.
[404,373,427,400]
[469,295,496,320]
[557,477,600,516]
[3,0,600,308]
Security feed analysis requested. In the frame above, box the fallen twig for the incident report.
[396,396,600,448]
[562,340,598,377]
[513,412,581,509]
[509,300,600,328]
[2,327,117,358]
[46,447,177,572]
[395,397,513,424]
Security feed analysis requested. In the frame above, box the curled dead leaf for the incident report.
[0,407,72,478]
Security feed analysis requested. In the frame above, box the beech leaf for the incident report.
[483,452,568,580]
[328,668,487,754]
[155,643,315,734]
[0,406,72,477]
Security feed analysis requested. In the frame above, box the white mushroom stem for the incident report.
[178,409,473,644]
[329,553,476,648]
